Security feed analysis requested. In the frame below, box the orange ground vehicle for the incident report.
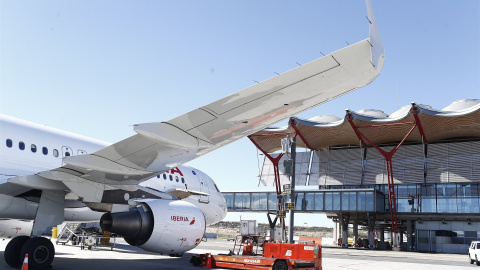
[191,242,321,270]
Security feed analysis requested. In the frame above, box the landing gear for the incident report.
[4,236,30,268]
[4,236,55,269]
[21,237,55,269]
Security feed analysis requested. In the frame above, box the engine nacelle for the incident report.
[100,199,205,255]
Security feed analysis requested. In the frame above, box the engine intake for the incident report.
[100,204,154,246]
[100,199,206,255]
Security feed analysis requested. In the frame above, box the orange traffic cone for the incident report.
[21,253,28,270]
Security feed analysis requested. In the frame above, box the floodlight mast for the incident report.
[288,136,296,244]
[249,120,313,243]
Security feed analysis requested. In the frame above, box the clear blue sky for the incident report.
[1,1,479,227]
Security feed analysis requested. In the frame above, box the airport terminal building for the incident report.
[224,99,480,254]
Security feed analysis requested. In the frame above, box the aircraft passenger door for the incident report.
[62,146,73,165]
[196,172,210,203]
[62,146,73,157]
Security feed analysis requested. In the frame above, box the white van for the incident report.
[469,241,480,266]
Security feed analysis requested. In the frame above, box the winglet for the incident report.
[366,0,384,69]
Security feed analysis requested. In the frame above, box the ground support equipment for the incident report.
[191,242,321,270]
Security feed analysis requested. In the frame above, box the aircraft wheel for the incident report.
[4,235,30,268]
[20,237,55,269]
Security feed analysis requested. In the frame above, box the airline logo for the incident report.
[171,216,196,225]
[171,216,189,222]
[170,167,183,176]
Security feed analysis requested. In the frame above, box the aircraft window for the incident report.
[181,177,185,183]
[192,170,196,175]
[156,175,160,178]
[53,149,59,157]
[6,139,12,148]
[19,141,25,150]
[42,147,48,155]
[31,144,37,153]
[163,174,166,180]
[65,152,70,157]
[169,175,173,181]
[175,176,179,182]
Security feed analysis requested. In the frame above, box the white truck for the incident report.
[469,241,480,266]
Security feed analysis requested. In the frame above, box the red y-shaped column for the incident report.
[346,105,427,249]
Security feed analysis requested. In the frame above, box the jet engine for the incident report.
[100,199,205,255]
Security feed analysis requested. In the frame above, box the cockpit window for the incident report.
[192,170,196,175]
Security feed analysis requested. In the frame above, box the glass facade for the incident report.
[224,189,384,212]
[223,183,479,215]
[342,183,480,214]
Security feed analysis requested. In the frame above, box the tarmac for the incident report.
[0,237,475,270]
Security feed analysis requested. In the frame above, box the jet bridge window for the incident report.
[6,139,12,148]
[42,147,48,155]
[19,141,25,150]
[31,144,37,153]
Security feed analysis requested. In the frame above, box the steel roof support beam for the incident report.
[345,109,426,250]
[248,135,286,239]
[290,118,314,150]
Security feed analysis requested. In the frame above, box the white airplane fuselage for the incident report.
[0,114,227,231]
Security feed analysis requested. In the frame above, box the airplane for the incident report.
[0,0,384,269]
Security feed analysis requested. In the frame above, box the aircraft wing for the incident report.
[8,0,384,202]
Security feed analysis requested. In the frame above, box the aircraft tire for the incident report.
[20,237,55,269]
[4,235,30,268]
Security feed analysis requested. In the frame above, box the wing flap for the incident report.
[166,188,209,200]
[203,55,340,116]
